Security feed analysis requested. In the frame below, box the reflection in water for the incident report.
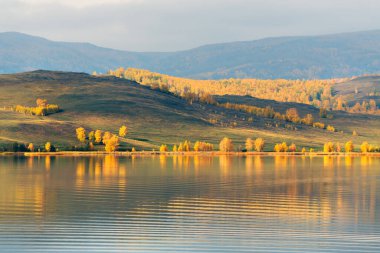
[0,155,379,252]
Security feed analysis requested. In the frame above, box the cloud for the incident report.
[1,0,380,51]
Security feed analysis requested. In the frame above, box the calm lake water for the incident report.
[0,155,379,252]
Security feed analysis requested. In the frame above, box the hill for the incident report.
[0,71,379,151]
[2,30,380,79]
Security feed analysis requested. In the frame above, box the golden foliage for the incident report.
[94,130,103,143]
[45,142,51,152]
[345,141,354,153]
[193,141,213,152]
[119,125,128,137]
[76,127,86,143]
[219,137,234,152]
[324,142,335,153]
[254,138,265,152]
[104,135,119,152]
[160,144,168,152]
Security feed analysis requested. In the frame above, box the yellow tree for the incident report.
[102,131,112,144]
[160,144,168,152]
[104,135,119,152]
[45,142,51,152]
[172,145,178,152]
[119,125,128,137]
[219,137,234,152]
[193,141,200,152]
[76,127,86,143]
[27,143,34,152]
[345,141,354,153]
[245,138,254,151]
[95,130,103,143]
[324,142,334,153]
[88,131,95,142]
[36,98,47,107]
[360,142,370,153]
[254,138,265,152]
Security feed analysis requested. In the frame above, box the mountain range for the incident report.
[1,30,380,79]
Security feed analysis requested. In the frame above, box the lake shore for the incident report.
[1,151,379,157]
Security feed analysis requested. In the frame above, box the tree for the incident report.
[245,138,254,151]
[27,143,34,152]
[160,144,168,152]
[302,114,314,125]
[119,125,128,137]
[104,135,119,152]
[345,141,354,153]
[285,108,300,123]
[172,145,178,152]
[36,98,47,107]
[193,141,200,152]
[289,143,297,152]
[76,127,86,143]
[88,131,95,142]
[274,142,288,152]
[254,138,265,152]
[132,147,136,152]
[361,142,370,153]
[219,137,234,152]
[45,142,51,152]
[95,130,103,143]
[102,131,112,144]
[324,142,334,153]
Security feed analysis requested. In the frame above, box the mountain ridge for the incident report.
[2,30,380,79]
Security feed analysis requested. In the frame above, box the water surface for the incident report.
[0,155,379,252]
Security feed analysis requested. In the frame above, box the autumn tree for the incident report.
[27,143,34,152]
[285,108,300,123]
[219,137,234,152]
[88,131,95,142]
[254,138,265,152]
[302,114,314,125]
[172,145,178,152]
[160,145,168,152]
[361,142,370,153]
[245,138,254,151]
[76,127,86,143]
[119,125,128,137]
[45,142,52,152]
[95,130,103,143]
[104,135,119,152]
[324,142,334,153]
[345,141,354,153]
[102,131,112,144]
[36,98,47,107]
[289,143,297,152]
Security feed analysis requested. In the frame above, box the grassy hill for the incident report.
[2,30,380,79]
[0,71,379,151]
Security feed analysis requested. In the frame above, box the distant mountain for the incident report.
[1,30,380,79]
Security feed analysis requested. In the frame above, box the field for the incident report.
[0,70,379,151]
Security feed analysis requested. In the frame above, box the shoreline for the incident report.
[1,151,380,157]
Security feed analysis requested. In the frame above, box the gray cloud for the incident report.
[1,0,380,51]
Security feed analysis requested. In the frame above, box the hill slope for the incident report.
[2,30,380,79]
[0,71,379,151]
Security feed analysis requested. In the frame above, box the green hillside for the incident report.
[0,71,379,151]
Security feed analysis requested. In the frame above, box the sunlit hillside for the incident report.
[0,70,379,151]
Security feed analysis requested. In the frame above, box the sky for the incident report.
[1,0,380,52]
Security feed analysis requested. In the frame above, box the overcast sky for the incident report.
[1,0,380,51]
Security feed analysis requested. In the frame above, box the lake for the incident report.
[0,155,379,252]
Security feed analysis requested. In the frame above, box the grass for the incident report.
[0,70,379,151]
